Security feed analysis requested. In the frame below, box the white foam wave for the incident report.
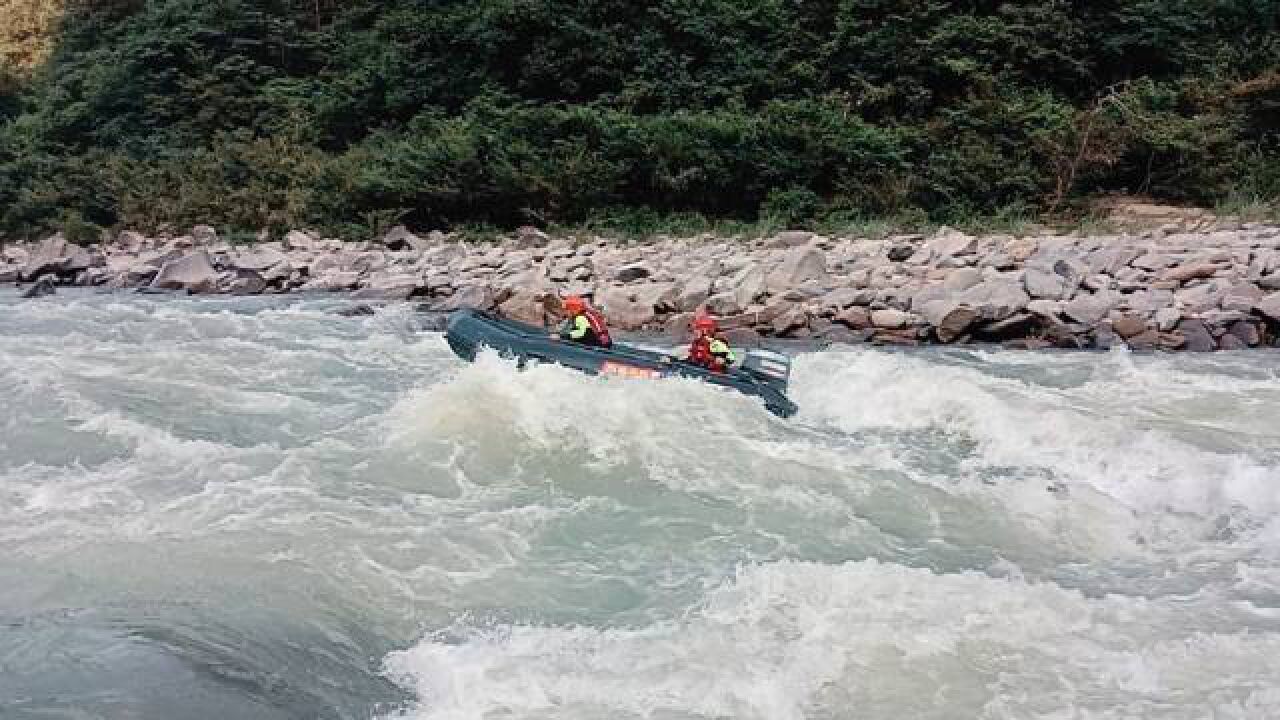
[790,349,1280,549]
[382,559,1280,720]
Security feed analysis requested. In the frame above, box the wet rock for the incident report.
[1228,320,1261,346]
[1157,331,1187,351]
[227,270,267,296]
[1177,318,1216,352]
[976,312,1036,341]
[337,303,377,317]
[21,276,56,298]
[1093,324,1121,351]
[405,309,444,331]
[150,250,219,293]
[871,329,921,346]
[1126,330,1161,351]
[1218,333,1248,351]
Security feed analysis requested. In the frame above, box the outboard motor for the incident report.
[740,349,792,392]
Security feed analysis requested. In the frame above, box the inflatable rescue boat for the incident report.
[445,309,799,418]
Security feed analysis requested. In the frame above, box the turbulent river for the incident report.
[2,290,1280,720]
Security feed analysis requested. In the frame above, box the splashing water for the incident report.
[2,289,1278,720]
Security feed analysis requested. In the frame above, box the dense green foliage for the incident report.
[1,0,1277,239]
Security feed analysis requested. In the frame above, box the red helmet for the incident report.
[562,295,586,315]
[693,314,717,333]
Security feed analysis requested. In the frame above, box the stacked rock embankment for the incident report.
[5,220,1280,351]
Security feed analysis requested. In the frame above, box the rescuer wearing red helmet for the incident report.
[687,313,735,372]
[555,294,612,347]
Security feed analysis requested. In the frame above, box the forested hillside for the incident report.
[0,0,1276,240]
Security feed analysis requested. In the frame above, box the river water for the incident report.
[2,290,1279,720]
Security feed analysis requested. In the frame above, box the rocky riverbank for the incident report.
[5,216,1280,351]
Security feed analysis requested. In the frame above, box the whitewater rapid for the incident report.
[2,289,1278,720]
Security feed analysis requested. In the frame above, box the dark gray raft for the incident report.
[445,309,799,418]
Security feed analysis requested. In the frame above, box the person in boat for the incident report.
[687,313,735,372]
[555,294,612,348]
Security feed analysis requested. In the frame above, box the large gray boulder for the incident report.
[437,284,496,312]
[497,289,554,325]
[730,265,767,308]
[958,278,1030,321]
[233,247,288,272]
[676,276,713,312]
[870,308,912,329]
[918,299,978,342]
[766,245,827,293]
[613,262,653,283]
[381,225,429,252]
[705,292,743,316]
[1063,291,1120,326]
[301,270,362,292]
[227,270,267,296]
[943,267,983,291]
[352,273,421,301]
[21,276,56,298]
[1023,267,1074,300]
[150,250,219,293]
[1256,292,1280,323]
[927,227,978,258]
[598,284,667,330]
[1177,319,1216,352]
[20,234,70,281]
